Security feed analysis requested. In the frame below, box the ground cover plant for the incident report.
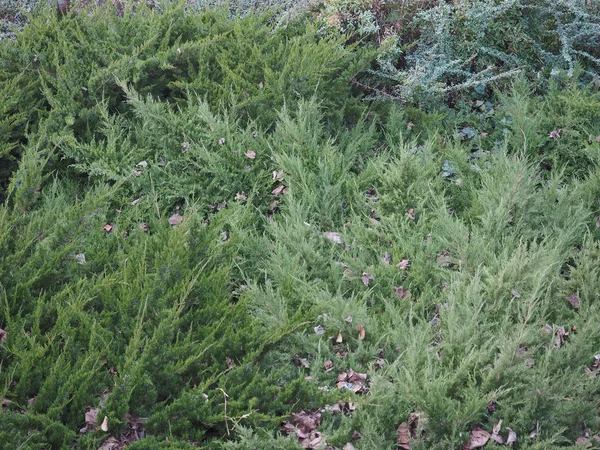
[1,1,600,449]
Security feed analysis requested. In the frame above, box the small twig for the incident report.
[217,388,230,435]
[349,77,405,103]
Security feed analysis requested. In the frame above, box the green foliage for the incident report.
[1,1,600,449]
[0,0,372,201]
[354,0,600,105]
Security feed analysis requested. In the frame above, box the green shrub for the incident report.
[354,0,600,105]
[0,0,372,201]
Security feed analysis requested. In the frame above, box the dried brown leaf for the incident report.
[396,259,410,270]
[234,192,247,201]
[511,289,521,298]
[382,252,392,265]
[357,324,365,341]
[361,272,374,286]
[98,437,120,450]
[336,331,343,344]
[396,422,410,449]
[314,325,325,335]
[272,185,286,196]
[85,408,98,425]
[101,416,109,432]
[168,213,184,226]
[0,328,7,344]
[323,232,343,245]
[102,223,113,233]
[2,398,12,412]
[575,437,592,447]
[491,420,504,444]
[555,326,568,348]
[566,294,580,309]
[506,427,517,445]
[323,360,333,372]
[463,427,490,450]
[244,150,256,159]
[394,286,407,299]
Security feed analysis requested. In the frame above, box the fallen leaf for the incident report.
[323,232,343,245]
[336,331,343,343]
[361,272,374,286]
[323,360,333,372]
[244,150,256,159]
[130,198,141,206]
[75,253,86,265]
[511,289,521,298]
[344,315,353,323]
[281,422,295,435]
[529,429,537,439]
[136,160,148,168]
[133,170,142,177]
[168,213,184,226]
[226,356,234,370]
[234,192,247,201]
[102,224,113,233]
[436,253,453,267]
[549,129,561,139]
[585,354,600,376]
[101,416,109,432]
[382,252,392,265]
[218,137,226,145]
[396,259,410,270]
[336,369,368,394]
[491,420,504,444]
[575,437,592,447]
[506,427,517,445]
[486,399,497,413]
[406,208,415,220]
[555,326,568,348]
[352,430,361,441]
[396,422,410,449]
[492,420,502,435]
[181,141,189,153]
[139,222,149,232]
[80,407,99,434]
[343,443,357,450]
[463,427,490,450]
[272,185,286,196]
[394,286,407,299]
[314,325,325,335]
[357,324,365,340]
[566,294,580,309]
[2,398,12,411]
[290,409,323,449]
[98,437,120,450]
[272,170,285,181]
[293,354,310,369]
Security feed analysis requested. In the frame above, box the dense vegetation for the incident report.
[1,1,599,449]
